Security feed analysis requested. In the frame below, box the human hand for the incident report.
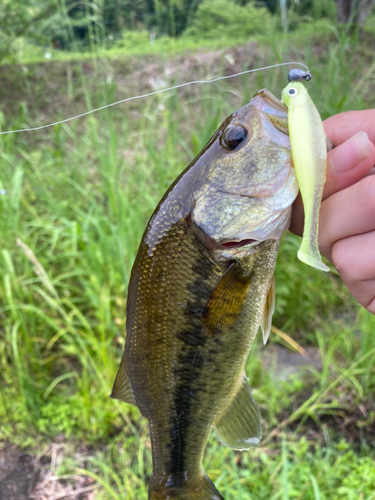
[290,110,375,314]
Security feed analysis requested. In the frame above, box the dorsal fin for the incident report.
[214,374,261,450]
[261,275,275,345]
[110,355,137,406]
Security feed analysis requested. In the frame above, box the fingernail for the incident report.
[330,131,370,173]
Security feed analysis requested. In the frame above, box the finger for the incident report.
[331,231,375,314]
[324,131,375,199]
[324,109,375,146]
[289,135,375,236]
[319,174,375,261]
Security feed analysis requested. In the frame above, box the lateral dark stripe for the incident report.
[167,252,217,485]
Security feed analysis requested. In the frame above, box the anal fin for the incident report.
[214,374,261,450]
[261,275,275,345]
[110,355,137,406]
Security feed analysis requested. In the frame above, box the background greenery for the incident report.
[1,1,375,499]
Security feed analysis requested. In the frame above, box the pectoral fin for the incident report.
[261,276,275,345]
[214,374,261,450]
[203,263,252,335]
[110,355,136,406]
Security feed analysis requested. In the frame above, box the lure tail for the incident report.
[297,223,329,272]
[149,473,224,500]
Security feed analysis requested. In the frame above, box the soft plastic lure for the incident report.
[282,75,329,272]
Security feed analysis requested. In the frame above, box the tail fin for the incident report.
[149,473,225,500]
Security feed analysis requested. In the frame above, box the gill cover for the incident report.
[281,81,329,272]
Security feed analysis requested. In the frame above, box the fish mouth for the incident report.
[193,166,298,253]
[214,201,293,253]
[220,238,257,250]
[192,222,263,257]
[252,89,289,136]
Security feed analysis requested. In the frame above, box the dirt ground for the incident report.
[0,444,96,500]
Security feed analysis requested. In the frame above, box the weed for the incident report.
[0,28,375,498]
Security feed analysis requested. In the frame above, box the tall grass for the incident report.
[0,28,375,498]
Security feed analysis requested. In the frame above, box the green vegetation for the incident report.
[1,1,375,498]
[3,0,373,64]
[184,0,275,38]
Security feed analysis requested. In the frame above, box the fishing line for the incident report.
[0,61,309,136]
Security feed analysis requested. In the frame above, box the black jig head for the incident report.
[287,68,312,83]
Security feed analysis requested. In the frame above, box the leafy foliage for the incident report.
[0,0,57,61]
[185,0,275,38]
[3,0,373,60]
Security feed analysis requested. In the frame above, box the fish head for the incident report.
[192,89,299,261]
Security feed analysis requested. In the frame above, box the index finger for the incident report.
[289,128,375,237]
[323,130,375,200]
[324,109,375,146]
[290,111,375,237]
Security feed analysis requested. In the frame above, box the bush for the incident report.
[311,0,337,21]
[185,0,275,39]
[113,30,150,49]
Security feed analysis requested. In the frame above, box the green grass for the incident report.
[1,17,328,66]
[0,28,375,499]
[59,437,374,499]
[5,13,367,67]
[5,32,248,65]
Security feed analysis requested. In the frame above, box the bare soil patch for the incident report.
[0,443,96,500]
[0,42,261,128]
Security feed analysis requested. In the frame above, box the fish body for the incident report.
[111,90,299,499]
[281,81,329,272]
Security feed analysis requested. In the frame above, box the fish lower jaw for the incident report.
[213,208,292,259]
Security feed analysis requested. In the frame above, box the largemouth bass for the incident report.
[111,89,299,500]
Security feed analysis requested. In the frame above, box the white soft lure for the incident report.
[282,81,330,272]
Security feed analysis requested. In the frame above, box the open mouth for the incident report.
[220,238,257,249]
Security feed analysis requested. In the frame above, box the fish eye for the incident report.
[222,125,248,151]
[288,87,298,96]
